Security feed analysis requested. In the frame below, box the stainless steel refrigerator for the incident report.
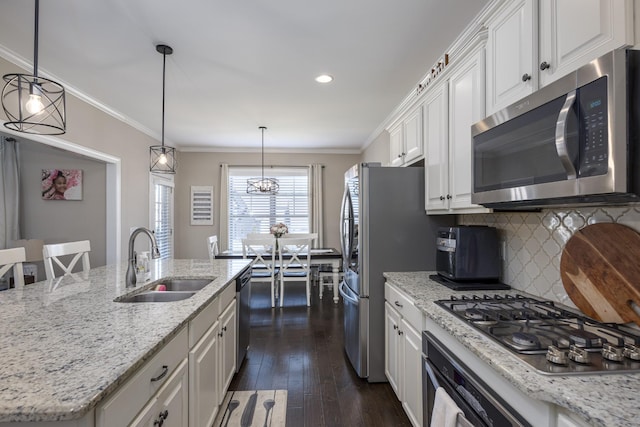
[339,163,453,382]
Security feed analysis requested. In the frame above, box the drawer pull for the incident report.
[150,365,169,382]
[394,301,403,308]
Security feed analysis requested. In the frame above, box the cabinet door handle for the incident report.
[222,326,227,332]
[521,73,531,82]
[153,410,169,426]
[540,61,551,71]
[394,301,403,308]
[439,196,445,201]
[446,194,452,199]
[393,324,398,330]
[397,154,402,158]
[219,331,224,337]
[398,330,404,336]
[150,365,168,382]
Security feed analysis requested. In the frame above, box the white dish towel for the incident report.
[430,387,474,427]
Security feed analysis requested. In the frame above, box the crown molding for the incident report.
[0,44,169,145]
[179,145,361,155]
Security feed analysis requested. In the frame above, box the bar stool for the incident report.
[0,247,26,289]
[43,240,91,280]
[207,235,219,261]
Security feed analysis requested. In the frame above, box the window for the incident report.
[149,174,174,259]
[228,167,309,252]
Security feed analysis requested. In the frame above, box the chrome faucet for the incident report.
[126,227,162,287]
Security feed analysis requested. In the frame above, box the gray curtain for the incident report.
[0,136,20,249]
[309,164,324,248]
[219,163,229,252]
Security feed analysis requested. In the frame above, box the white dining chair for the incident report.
[43,240,91,280]
[0,247,27,289]
[283,233,318,247]
[207,235,219,261]
[242,237,279,308]
[278,237,312,307]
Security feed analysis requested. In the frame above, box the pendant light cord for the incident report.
[261,126,265,180]
[161,50,166,148]
[33,0,39,80]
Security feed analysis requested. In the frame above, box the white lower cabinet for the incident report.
[219,300,237,396]
[130,359,189,427]
[401,319,422,427]
[96,328,189,427]
[189,319,221,427]
[95,284,238,427]
[384,283,422,427]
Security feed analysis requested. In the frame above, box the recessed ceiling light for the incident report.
[315,74,333,83]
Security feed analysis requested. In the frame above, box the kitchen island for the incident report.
[0,258,251,425]
[384,271,640,427]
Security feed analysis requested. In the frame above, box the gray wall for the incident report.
[175,151,360,259]
[18,140,107,276]
[361,131,390,164]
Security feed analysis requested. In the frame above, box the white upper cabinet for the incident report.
[388,105,424,167]
[424,81,449,212]
[538,0,634,86]
[486,0,633,114]
[447,48,490,212]
[389,124,404,167]
[403,106,423,164]
[486,0,537,114]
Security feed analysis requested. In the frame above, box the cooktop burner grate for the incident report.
[435,294,640,375]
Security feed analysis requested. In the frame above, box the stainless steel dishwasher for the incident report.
[236,266,251,371]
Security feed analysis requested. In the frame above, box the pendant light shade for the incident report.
[2,0,66,135]
[247,126,279,195]
[149,44,176,174]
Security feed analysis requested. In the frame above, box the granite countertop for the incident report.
[383,271,640,427]
[0,258,251,423]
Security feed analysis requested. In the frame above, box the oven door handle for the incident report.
[423,356,440,389]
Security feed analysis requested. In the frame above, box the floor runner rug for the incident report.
[214,389,287,427]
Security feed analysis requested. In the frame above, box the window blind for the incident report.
[228,167,309,252]
[153,182,173,259]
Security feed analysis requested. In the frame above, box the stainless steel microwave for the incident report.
[471,49,640,209]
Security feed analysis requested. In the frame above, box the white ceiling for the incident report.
[0,0,489,151]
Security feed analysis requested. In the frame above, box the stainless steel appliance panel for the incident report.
[340,163,453,382]
[423,332,530,427]
[236,266,251,371]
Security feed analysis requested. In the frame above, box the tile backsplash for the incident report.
[458,206,640,307]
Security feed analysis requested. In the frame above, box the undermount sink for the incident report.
[154,278,213,292]
[116,291,196,303]
[115,278,214,303]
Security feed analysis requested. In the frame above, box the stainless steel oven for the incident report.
[422,331,530,427]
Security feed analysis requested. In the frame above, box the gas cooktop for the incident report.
[435,294,640,375]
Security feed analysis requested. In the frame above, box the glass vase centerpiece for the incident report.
[270,222,288,251]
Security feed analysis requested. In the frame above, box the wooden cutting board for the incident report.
[560,222,640,325]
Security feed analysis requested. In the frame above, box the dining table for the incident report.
[217,247,342,303]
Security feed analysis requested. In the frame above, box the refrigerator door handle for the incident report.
[339,281,359,305]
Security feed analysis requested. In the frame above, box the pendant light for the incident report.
[247,126,279,194]
[149,44,176,174]
[2,0,66,135]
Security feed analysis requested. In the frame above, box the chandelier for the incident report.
[2,0,66,135]
[247,126,279,194]
[149,44,176,174]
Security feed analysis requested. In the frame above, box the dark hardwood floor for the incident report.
[229,280,412,427]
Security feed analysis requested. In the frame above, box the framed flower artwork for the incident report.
[41,169,83,200]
